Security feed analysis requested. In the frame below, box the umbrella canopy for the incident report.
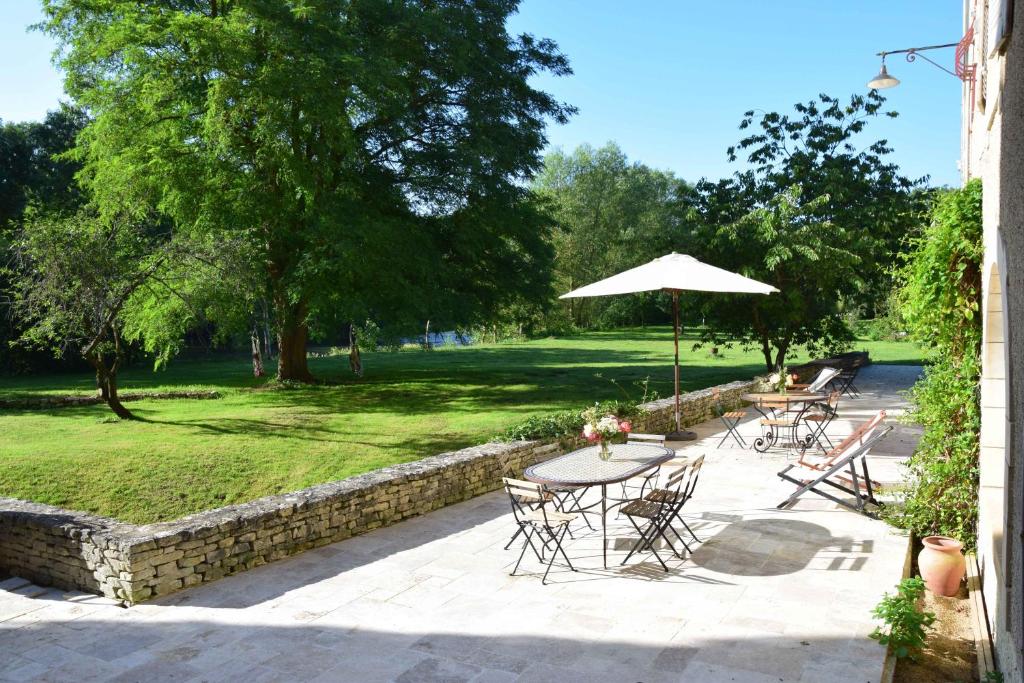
[559,252,778,439]
[559,252,778,299]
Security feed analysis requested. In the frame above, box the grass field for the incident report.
[0,327,924,523]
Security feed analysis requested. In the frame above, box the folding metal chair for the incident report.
[499,452,590,550]
[620,456,704,571]
[801,390,840,452]
[777,412,890,517]
[498,453,555,551]
[647,454,705,546]
[618,433,669,506]
[502,478,578,584]
[711,387,747,448]
[830,360,863,398]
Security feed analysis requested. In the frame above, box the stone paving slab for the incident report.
[0,365,921,683]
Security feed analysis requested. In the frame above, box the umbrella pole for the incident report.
[668,290,697,441]
[673,291,681,432]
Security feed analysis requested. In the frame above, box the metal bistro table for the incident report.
[523,442,675,568]
[741,391,826,453]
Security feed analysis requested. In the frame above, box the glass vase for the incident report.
[599,440,611,461]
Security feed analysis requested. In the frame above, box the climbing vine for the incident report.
[886,180,983,547]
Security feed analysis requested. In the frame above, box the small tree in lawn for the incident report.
[691,185,861,370]
[686,91,923,367]
[10,208,167,419]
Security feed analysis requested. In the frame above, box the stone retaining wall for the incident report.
[0,390,221,411]
[0,378,759,604]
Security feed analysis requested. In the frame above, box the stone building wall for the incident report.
[962,0,1024,677]
[0,378,758,604]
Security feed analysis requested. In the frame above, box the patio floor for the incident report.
[0,364,923,683]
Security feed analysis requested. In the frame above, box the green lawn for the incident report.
[0,327,923,523]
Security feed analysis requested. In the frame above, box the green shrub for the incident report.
[885,180,982,547]
[497,400,645,442]
[869,576,936,660]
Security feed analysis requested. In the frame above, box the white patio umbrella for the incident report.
[560,252,779,440]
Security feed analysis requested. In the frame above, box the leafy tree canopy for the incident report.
[10,207,174,418]
[685,92,927,369]
[533,142,689,330]
[42,0,572,380]
[0,103,87,231]
[728,91,927,312]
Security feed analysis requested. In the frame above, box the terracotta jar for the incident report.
[918,535,966,597]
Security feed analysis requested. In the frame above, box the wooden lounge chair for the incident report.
[776,410,890,516]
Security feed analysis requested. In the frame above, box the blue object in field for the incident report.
[399,331,474,347]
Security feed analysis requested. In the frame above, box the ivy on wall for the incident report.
[886,180,983,547]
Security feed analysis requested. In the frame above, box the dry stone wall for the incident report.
[0,390,220,411]
[0,378,759,604]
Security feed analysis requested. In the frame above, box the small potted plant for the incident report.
[581,405,632,460]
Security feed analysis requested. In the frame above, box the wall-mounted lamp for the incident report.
[867,59,901,89]
[867,27,976,90]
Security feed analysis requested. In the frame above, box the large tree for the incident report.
[0,104,86,230]
[534,143,688,329]
[688,185,863,370]
[726,92,926,313]
[43,0,570,381]
[1,105,88,374]
[686,92,926,368]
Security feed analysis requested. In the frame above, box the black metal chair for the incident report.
[616,433,669,514]
[647,453,706,547]
[502,477,578,584]
[801,389,840,452]
[500,451,594,538]
[711,387,747,448]
[620,456,704,572]
[830,360,864,398]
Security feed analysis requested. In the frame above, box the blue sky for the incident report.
[2,0,963,186]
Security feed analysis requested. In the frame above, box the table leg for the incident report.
[751,403,773,453]
[601,484,607,569]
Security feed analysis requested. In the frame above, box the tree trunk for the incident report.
[348,325,363,377]
[761,338,774,370]
[424,319,431,350]
[773,343,790,371]
[251,332,265,377]
[276,303,314,382]
[88,356,134,419]
[96,369,109,399]
[103,373,134,419]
